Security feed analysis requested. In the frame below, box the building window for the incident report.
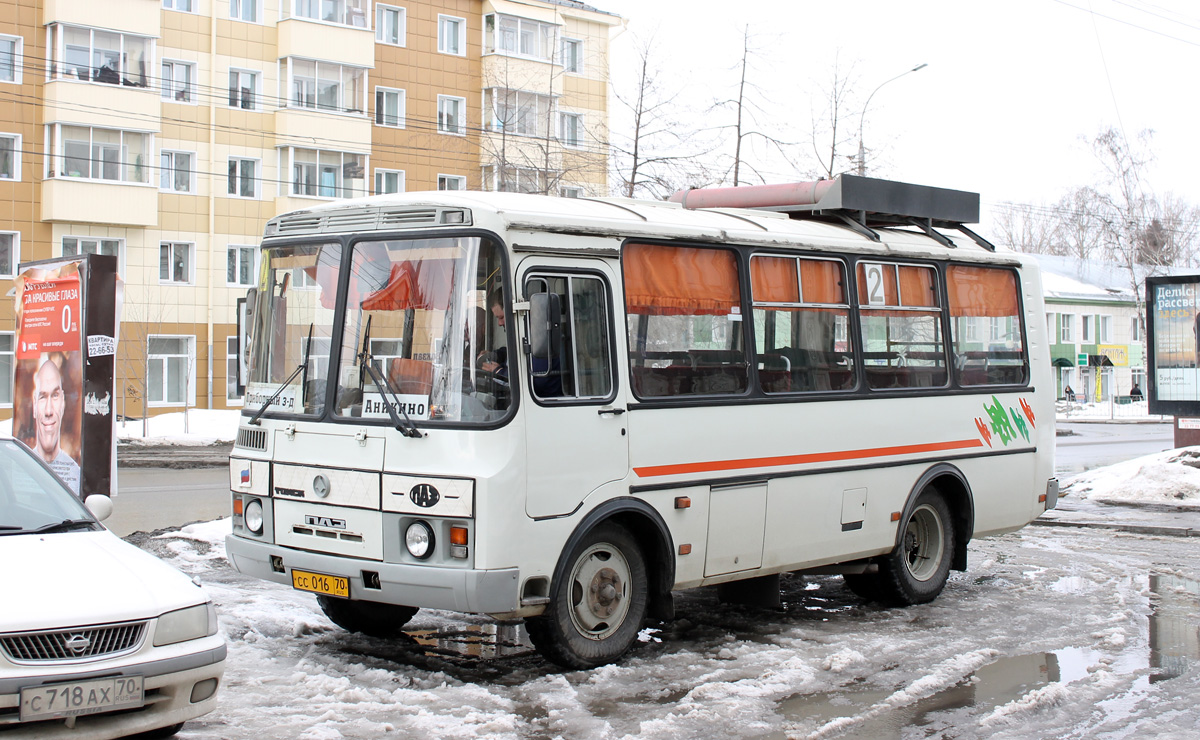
[227,245,256,286]
[160,150,193,192]
[560,186,581,198]
[0,333,12,406]
[561,37,582,73]
[375,87,405,127]
[374,169,403,194]
[1131,315,1142,342]
[48,24,152,86]
[47,125,152,183]
[1131,367,1146,391]
[1060,313,1074,343]
[230,0,259,23]
[1080,314,1093,343]
[227,157,258,198]
[281,147,366,198]
[438,95,466,135]
[147,336,194,406]
[438,174,465,191]
[282,58,366,115]
[226,335,243,402]
[560,112,582,147]
[228,69,258,110]
[0,232,18,278]
[484,13,556,61]
[483,164,547,193]
[286,0,368,27]
[63,236,122,272]
[161,60,195,102]
[163,0,194,10]
[376,4,405,45]
[1099,314,1112,343]
[0,134,19,180]
[0,34,22,84]
[159,242,192,284]
[438,15,465,55]
[486,88,553,137]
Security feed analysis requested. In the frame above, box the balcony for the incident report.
[275,108,371,152]
[42,178,159,227]
[277,18,374,69]
[44,80,160,132]
[45,0,159,37]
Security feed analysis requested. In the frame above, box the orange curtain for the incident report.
[360,260,454,312]
[947,265,1019,317]
[800,259,845,304]
[751,256,799,303]
[898,265,937,307]
[624,243,740,316]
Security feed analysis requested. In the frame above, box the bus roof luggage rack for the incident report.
[669,174,995,251]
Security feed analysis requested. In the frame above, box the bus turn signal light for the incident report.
[891,512,901,522]
[450,526,468,546]
[679,544,692,555]
[675,496,691,509]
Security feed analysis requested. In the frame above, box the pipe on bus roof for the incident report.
[668,180,836,210]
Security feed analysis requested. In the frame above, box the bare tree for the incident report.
[806,55,860,179]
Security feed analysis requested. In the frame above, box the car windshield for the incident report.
[0,440,96,533]
[334,236,511,425]
[244,242,342,417]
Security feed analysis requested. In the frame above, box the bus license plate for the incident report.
[20,676,144,721]
[292,569,349,598]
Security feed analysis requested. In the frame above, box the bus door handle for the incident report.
[597,406,626,416]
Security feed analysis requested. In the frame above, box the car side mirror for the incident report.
[85,494,113,522]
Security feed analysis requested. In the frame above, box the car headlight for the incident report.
[405,520,434,559]
[245,498,264,535]
[154,602,218,647]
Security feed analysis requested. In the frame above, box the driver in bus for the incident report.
[481,288,562,397]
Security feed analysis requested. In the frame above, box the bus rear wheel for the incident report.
[874,489,955,606]
[526,523,649,669]
[317,596,418,638]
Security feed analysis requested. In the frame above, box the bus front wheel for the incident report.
[316,596,418,638]
[526,523,649,669]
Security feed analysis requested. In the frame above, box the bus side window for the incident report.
[946,265,1028,386]
[524,274,614,401]
[856,262,948,390]
[624,243,748,398]
[750,255,855,393]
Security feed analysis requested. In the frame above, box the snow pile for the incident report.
[1062,446,1200,506]
[117,409,240,444]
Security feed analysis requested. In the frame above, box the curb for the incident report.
[1030,518,1198,538]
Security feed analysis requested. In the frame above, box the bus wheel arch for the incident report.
[526,499,675,668]
[901,464,974,573]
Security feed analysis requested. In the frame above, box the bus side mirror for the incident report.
[529,292,563,363]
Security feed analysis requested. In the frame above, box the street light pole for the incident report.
[856,63,928,176]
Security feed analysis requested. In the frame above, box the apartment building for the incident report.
[0,0,620,421]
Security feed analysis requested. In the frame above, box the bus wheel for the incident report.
[526,523,649,669]
[317,596,418,638]
[876,489,955,606]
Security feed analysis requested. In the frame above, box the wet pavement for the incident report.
[1035,497,1200,538]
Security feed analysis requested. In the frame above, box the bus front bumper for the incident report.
[224,535,520,615]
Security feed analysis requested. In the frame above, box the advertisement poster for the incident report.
[12,255,119,499]
[13,265,84,495]
[1147,275,1200,416]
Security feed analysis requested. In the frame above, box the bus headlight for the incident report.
[405,521,434,559]
[245,499,264,535]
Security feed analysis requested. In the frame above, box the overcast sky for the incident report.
[592,0,1200,236]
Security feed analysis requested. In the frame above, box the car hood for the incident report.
[1,531,208,633]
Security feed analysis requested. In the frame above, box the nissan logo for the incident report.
[64,634,91,654]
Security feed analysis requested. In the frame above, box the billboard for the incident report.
[12,255,119,498]
[1146,274,1200,416]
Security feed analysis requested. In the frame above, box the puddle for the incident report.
[406,622,534,660]
[1149,573,1200,682]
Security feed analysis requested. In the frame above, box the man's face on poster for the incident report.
[33,361,65,460]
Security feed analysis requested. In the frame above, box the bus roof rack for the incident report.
[669,174,995,252]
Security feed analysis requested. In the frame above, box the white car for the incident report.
[0,437,226,739]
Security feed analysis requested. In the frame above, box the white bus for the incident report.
[225,175,1057,668]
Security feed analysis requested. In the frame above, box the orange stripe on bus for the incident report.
[632,438,986,478]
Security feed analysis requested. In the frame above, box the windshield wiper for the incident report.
[358,316,423,439]
[248,323,314,427]
[23,518,97,535]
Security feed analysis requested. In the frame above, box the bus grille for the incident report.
[236,426,268,451]
[269,206,471,236]
[2,621,147,664]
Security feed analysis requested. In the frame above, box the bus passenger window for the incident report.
[524,274,614,401]
[947,265,1028,386]
[856,262,947,390]
[750,255,855,393]
[624,243,747,398]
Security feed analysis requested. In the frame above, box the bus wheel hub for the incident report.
[588,568,622,617]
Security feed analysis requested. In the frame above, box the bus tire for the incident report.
[841,572,881,600]
[875,489,955,606]
[317,595,418,638]
[526,523,649,669]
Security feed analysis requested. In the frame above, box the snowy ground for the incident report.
[1056,399,1168,423]
[1062,447,1200,508]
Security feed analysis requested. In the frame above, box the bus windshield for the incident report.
[333,236,510,425]
[245,241,341,416]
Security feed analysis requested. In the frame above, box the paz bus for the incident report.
[225,174,1057,669]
